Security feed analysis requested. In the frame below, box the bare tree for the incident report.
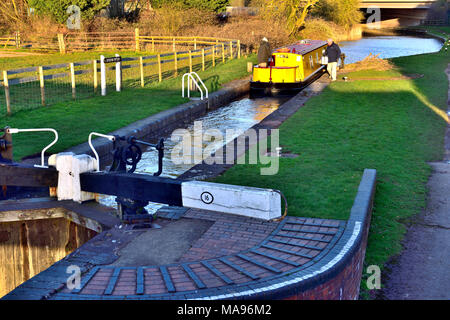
[0,0,30,29]
[263,0,319,36]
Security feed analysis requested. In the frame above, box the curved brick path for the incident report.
[51,209,344,300]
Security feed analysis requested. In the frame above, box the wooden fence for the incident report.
[0,29,238,54]
[0,32,20,49]
[0,39,241,115]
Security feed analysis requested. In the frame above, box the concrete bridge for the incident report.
[360,0,437,9]
[360,0,441,27]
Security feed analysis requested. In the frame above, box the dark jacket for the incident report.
[325,42,341,63]
[257,41,272,64]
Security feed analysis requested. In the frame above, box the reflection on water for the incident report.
[340,35,443,64]
[99,97,284,212]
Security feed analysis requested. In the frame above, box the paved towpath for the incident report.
[381,64,450,300]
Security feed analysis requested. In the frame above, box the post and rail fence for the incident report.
[0,32,241,116]
[0,29,241,55]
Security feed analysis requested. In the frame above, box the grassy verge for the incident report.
[1,55,256,161]
[214,30,449,297]
[0,50,157,70]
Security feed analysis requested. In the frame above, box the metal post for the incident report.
[189,51,192,73]
[100,55,106,96]
[212,46,215,67]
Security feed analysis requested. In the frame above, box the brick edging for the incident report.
[192,169,377,300]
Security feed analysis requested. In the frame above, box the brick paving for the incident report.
[44,208,345,300]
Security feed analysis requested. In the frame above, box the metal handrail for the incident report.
[6,128,58,168]
[182,72,208,100]
[88,132,116,172]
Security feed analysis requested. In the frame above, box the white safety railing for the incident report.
[88,132,116,172]
[6,128,58,168]
[182,72,208,100]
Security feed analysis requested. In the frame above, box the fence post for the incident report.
[93,59,98,93]
[222,43,225,63]
[57,34,66,54]
[173,37,176,52]
[202,48,205,71]
[152,37,155,52]
[3,71,11,115]
[115,54,122,92]
[230,41,233,59]
[15,31,20,48]
[189,51,192,73]
[174,51,178,77]
[135,28,140,52]
[238,40,241,59]
[100,55,106,96]
[39,66,45,106]
[140,56,145,87]
[212,46,215,67]
[70,63,76,99]
[194,37,197,50]
[157,54,162,82]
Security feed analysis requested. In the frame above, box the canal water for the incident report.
[99,97,285,212]
[340,35,443,64]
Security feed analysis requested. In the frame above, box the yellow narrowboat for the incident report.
[251,39,328,95]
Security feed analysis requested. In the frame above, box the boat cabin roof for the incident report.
[273,40,327,56]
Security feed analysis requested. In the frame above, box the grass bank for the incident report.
[1,55,256,161]
[214,28,449,297]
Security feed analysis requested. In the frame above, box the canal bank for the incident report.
[212,27,450,299]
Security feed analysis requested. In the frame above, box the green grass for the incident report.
[0,51,149,70]
[214,32,449,297]
[1,55,256,160]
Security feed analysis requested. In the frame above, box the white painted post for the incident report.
[70,63,76,99]
[100,55,106,96]
[115,53,121,92]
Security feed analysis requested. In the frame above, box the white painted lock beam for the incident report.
[181,181,281,221]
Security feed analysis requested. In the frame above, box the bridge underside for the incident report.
[362,8,431,27]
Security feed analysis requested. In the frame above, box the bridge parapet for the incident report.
[360,0,437,9]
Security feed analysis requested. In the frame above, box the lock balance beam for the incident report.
[80,172,282,221]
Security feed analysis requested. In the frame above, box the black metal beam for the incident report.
[0,162,58,187]
[79,172,183,207]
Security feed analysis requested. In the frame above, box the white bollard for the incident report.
[51,153,97,203]
[100,55,106,96]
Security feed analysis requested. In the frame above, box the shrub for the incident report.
[150,0,230,12]
[28,0,111,24]
[299,17,344,40]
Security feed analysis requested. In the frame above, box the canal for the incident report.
[340,35,443,64]
[99,33,444,213]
